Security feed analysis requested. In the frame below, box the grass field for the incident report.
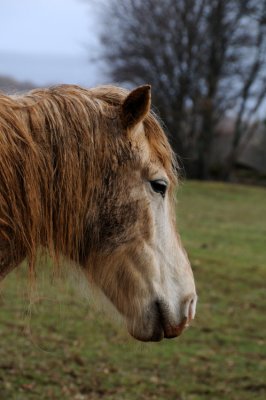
[0,181,265,400]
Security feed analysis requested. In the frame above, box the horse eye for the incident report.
[150,180,168,197]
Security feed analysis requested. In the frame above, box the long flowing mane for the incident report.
[0,85,177,276]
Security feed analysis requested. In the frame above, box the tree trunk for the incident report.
[196,100,215,180]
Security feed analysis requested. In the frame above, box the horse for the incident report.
[0,84,197,342]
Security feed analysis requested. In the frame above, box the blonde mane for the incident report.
[0,84,177,276]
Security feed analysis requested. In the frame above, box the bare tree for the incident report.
[96,0,266,179]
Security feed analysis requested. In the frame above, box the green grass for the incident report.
[0,181,265,400]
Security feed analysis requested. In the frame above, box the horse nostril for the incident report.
[153,296,197,340]
[185,295,197,322]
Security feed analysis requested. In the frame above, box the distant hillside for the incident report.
[0,75,36,93]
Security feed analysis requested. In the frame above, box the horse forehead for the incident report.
[131,123,157,166]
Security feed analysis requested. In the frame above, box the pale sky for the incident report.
[0,0,104,85]
[0,0,97,55]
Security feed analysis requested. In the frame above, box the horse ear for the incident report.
[121,85,151,129]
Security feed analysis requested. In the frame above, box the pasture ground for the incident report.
[0,181,265,400]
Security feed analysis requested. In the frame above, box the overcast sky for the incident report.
[0,0,104,86]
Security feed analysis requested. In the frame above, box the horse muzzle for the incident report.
[128,294,197,342]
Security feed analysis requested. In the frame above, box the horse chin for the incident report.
[126,316,165,342]
[128,328,164,342]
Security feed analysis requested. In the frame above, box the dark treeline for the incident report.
[97,0,266,181]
